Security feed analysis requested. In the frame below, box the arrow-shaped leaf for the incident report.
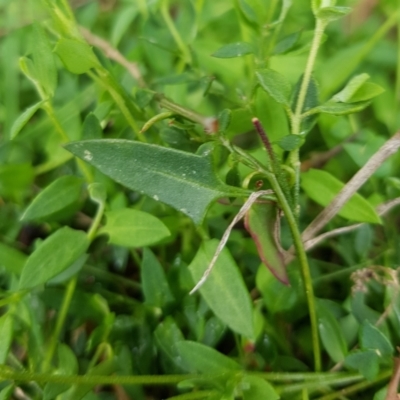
[65,139,247,225]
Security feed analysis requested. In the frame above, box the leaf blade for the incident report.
[99,208,171,247]
[176,340,241,374]
[212,42,254,58]
[301,169,381,224]
[188,240,254,339]
[65,139,246,225]
[19,227,89,289]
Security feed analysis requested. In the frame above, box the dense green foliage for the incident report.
[1,0,400,399]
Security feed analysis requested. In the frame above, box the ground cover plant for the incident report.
[1,0,400,398]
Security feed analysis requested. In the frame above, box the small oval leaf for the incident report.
[54,38,101,74]
[99,208,170,247]
[311,101,370,115]
[176,340,241,373]
[19,227,89,289]
[256,69,291,106]
[10,101,45,139]
[21,176,83,222]
[301,169,381,224]
[212,42,254,58]
[142,248,174,307]
[317,302,348,363]
[188,240,254,339]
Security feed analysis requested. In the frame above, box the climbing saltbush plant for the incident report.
[1,0,400,399]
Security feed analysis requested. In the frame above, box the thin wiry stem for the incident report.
[302,132,400,243]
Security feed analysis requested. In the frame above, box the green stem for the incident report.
[87,69,143,141]
[292,18,326,134]
[289,18,326,215]
[82,265,141,291]
[167,391,218,400]
[264,171,321,372]
[315,370,392,400]
[87,198,106,242]
[221,138,321,371]
[157,95,212,130]
[161,0,192,67]
[43,102,94,182]
[0,367,363,387]
[43,103,69,142]
[42,277,77,372]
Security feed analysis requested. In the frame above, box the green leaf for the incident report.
[44,344,79,400]
[82,113,102,140]
[241,376,279,400]
[54,38,101,74]
[311,101,371,115]
[176,340,241,374]
[0,384,14,400]
[343,134,390,178]
[332,73,370,103]
[188,240,254,338]
[218,109,232,132]
[347,82,384,102]
[317,301,347,363]
[88,182,107,204]
[273,31,301,55]
[154,317,187,372]
[301,169,381,224]
[212,42,254,58]
[19,56,38,84]
[19,227,89,289]
[344,350,380,380]
[31,23,57,97]
[10,100,45,139]
[142,248,174,307]
[292,75,319,133]
[64,358,117,400]
[0,314,13,363]
[0,242,27,274]
[256,266,300,314]
[360,320,393,357]
[64,139,247,225]
[99,208,170,247]
[21,176,83,222]
[278,134,304,151]
[256,69,291,106]
[316,6,351,23]
[0,163,34,201]
[244,203,288,285]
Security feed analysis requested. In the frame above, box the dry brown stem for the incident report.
[80,26,146,87]
[301,132,400,244]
